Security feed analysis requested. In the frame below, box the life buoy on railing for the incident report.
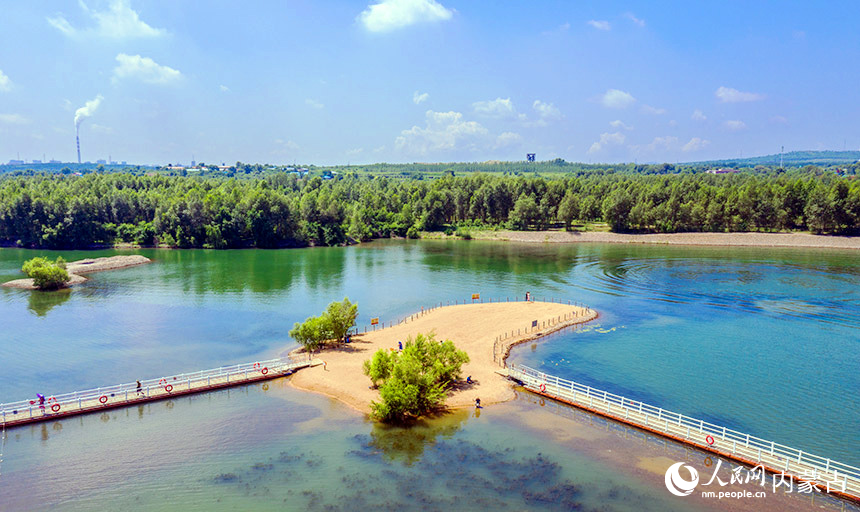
[705,435,715,446]
[261,367,268,375]
[539,383,547,393]
[253,362,261,370]
[99,395,108,404]
[164,384,173,393]
[51,403,61,412]
[159,378,167,386]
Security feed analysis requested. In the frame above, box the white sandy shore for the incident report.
[472,230,860,249]
[287,301,597,415]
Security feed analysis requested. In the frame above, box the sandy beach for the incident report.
[472,230,860,249]
[287,300,597,414]
[2,254,151,289]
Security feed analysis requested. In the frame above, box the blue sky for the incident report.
[1,1,858,166]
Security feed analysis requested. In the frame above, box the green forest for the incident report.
[0,169,858,249]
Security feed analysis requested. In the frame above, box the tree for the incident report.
[289,297,358,353]
[364,333,470,423]
[508,194,538,230]
[325,297,358,342]
[22,256,70,290]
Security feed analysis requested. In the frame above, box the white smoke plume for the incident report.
[74,94,104,127]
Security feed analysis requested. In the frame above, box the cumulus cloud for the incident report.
[358,0,453,32]
[305,99,324,109]
[395,110,488,155]
[625,12,645,27]
[600,89,635,109]
[723,120,747,131]
[609,120,632,130]
[587,132,625,154]
[641,104,666,115]
[682,137,711,152]
[588,20,611,31]
[642,136,678,152]
[413,91,429,104]
[533,100,561,120]
[473,97,516,118]
[112,54,181,85]
[220,85,230,92]
[0,113,29,125]
[691,109,707,121]
[48,0,165,38]
[494,131,522,149]
[0,69,12,92]
[715,86,764,103]
[346,147,364,156]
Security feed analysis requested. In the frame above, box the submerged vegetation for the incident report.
[364,333,469,423]
[0,166,858,250]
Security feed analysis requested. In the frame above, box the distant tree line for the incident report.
[0,171,858,249]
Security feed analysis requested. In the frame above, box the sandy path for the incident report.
[473,230,860,249]
[288,301,597,414]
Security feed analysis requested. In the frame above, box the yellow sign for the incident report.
[371,317,379,325]
[472,293,480,300]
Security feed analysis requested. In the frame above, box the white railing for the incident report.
[508,364,860,498]
[1,355,308,425]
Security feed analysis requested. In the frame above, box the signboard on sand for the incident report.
[472,293,480,300]
[371,317,379,325]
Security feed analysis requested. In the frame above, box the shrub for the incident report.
[22,257,71,290]
[364,333,469,423]
[289,297,358,353]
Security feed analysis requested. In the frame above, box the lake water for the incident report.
[0,240,858,510]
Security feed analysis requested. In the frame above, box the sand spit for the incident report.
[288,301,597,414]
[2,255,151,289]
[474,230,860,249]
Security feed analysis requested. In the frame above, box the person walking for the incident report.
[136,380,143,396]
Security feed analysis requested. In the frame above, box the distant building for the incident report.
[96,159,107,164]
[32,160,42,164]
[49,159,62,164]
[705,168,738,175]
[7,159,24,164]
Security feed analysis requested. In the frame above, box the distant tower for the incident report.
[780,145,784,169]
[76,128,82,164]
[526,153,536,162]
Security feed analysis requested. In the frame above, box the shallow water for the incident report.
[0,241,858,509]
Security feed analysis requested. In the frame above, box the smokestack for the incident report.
[74,94,103,164]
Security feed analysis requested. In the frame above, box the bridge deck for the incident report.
[505,364,860,504]
[0,356,320,428]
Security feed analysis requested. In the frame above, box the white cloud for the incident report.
[413,91,429,104]
[473,97,517,118]
[723,120,747,131]
[358,0,453,32]
[587,132,625,154]
[112,54,181,85]
[533,100,561,120]
[395,110,488,155]
[691,109,707,121]
[90,123,114,134]
[588,20,611,31]
[609,120,633,130]
[305,99,324,109]
[601,89,635,109]
[0,69,12,92]
[641,104,666,115]
[220,85,230,92]
[715,86,764,103]
[494,132,522,149]
[346,148,364,156]
[48,0,165,38]
[682,137,711,152]
[0,114,30,125]
[625,12,645,27]
[75,95,103,126]
[643,136,678,152]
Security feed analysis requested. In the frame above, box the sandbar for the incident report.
[287,301,597,414]
[471,230,860,250]
[2,254,151,289]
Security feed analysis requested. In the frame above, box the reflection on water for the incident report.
[27,288,72,316]
[364,410,468,465]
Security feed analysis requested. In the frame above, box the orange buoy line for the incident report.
[505,364,860,505]
[0,356,317,429]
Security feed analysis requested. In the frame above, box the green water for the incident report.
[0,240,858,510]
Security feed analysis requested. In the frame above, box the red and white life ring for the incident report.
[261,367,269,375]
[705,435,715,446]
[51,403,61,412]
[164,384,173,393]
[539,383,547,393]
[99,395,108,404]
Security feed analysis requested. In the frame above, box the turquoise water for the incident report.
[0,241,858,509]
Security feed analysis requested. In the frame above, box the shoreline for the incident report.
[2,254,151,289]
[468,230,860,249]
[286,300,598,415]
